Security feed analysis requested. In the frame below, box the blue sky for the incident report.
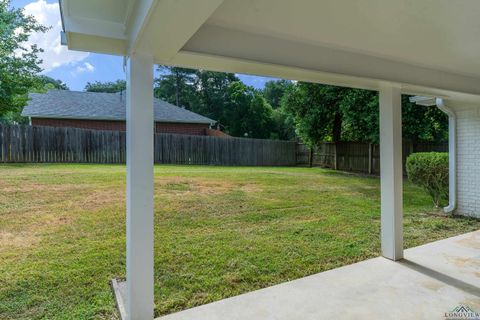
[12,0,277,91]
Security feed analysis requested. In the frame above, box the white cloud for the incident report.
[23,0,89,72]
[74,62,95,74]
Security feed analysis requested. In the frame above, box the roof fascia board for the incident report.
[67,33,127,56]
[23,115,125,121]
[26,114,214,124]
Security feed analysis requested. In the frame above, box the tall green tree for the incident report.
[154,66,199,109]
[262,80,297,139]
[1,75,67,124]
[154,67,277,138]
[281,83,349,145]
[263,79,293,109]
[282,82,448,146]
[270,107,296,140]
[224,82,274,138]
[342,91,448,144]
[85,80,126,93]
[340,89,379,143]
[194,70,239,124]
[0,0,48,120]
[402,96,448,144]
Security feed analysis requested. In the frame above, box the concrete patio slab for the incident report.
[111,278,127,320]
[158,230,480,320]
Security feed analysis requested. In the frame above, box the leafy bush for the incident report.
[406,152,449,208]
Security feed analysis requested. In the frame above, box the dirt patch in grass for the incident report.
[81,189,124,211]
[42,213,74,227]
[0,230,38,250]
[0,213,73,253]
[0,183,90,194]
[240,183,262,193]
[156,177,237,195]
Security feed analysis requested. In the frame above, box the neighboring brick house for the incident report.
[22,90,217,136]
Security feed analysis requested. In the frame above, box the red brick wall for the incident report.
[31,118,209,135]
[155,122,207,135]
[32,118,126,131]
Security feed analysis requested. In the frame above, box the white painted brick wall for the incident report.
[453,105,480,218]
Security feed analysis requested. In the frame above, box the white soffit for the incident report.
[67,0,129,23]
[60,0,132,54]
[205,0,480,79]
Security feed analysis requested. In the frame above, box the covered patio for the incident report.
[158,230,480,320]
[58,1,480,319]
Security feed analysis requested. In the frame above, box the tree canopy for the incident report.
[281,83,351,144]
[281,82,448,146]
[155,67,199,110]
[223,81,274,138]
[152,67,448,142]
[154,67,276,138]
[84,80,126,93]
[262,79,293,109]
[35,75,69,91]
[0,0,48,121]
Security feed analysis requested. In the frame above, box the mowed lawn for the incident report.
[0,164,479,319]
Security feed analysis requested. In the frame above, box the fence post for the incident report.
[333,142,338,170]
[295,142,298,165]
[309,147,313,168]
[368,143,373,174]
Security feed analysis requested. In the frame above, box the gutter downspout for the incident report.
[435,98,456,214]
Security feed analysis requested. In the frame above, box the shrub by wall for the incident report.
[406,152,449,208]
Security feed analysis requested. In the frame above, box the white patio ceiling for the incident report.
[60,0,480,104]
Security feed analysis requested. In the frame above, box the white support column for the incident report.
[379,84,403,261]
[126,51,154,320]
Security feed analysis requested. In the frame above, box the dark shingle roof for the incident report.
[22,90,215,124]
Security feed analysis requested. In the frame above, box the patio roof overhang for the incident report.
[58,1,480,319]
[60,0,480,105]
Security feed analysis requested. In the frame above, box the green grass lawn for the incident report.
[0,164,478,319]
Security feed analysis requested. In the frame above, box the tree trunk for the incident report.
[332,111,342,142]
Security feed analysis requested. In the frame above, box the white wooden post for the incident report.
[126,52,154,320]
[379,84,403,261]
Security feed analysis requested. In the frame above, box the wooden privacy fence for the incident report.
[296,141,448,174]
[0,124,447,170]
[0,124,297,166]
[154,132,296,165]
